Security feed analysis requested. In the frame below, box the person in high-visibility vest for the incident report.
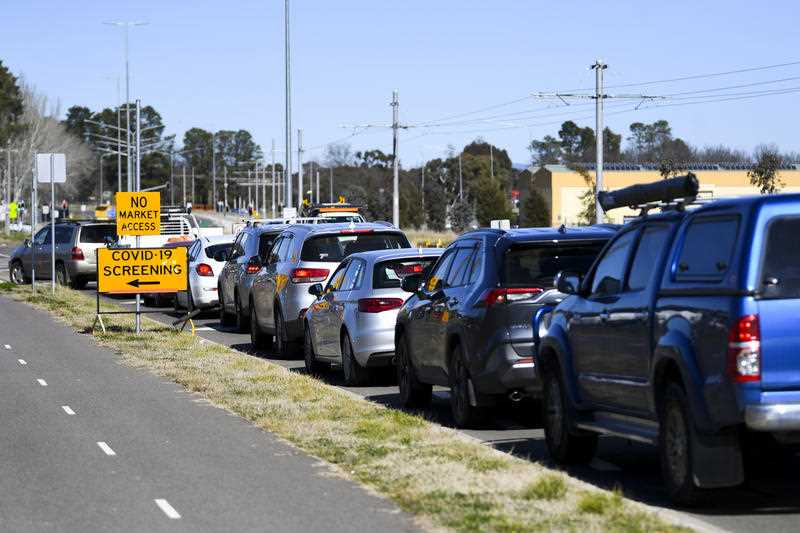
[8,201,18,227]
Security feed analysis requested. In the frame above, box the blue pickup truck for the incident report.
[537,179,800,504]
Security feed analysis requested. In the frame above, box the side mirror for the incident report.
[213,250,229,262]
[555,271,582,295]
[400,273,423,293]
[308,283,324,297]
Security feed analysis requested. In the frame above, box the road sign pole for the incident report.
[50,154,55,294]
[135,235,141,333]
[31,156,36,294]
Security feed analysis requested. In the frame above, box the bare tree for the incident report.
[324,142,354,167]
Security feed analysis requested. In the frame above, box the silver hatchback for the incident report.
[303,248,443,385]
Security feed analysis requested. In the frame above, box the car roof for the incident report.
[461,225,618,245]
[201,234,235,245]
[287,222,401,236]
[347,247,444,263]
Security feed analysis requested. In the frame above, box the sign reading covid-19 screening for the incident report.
[97,247,188,294]
[115,192,161,236]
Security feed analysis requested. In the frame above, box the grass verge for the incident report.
[406,229,459,248]
[0,230,28,247]
[8,285,689,533]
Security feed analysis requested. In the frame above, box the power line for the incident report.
[414,95,534,127]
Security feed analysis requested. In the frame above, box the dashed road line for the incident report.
[96,442,116,456]
[154,499,181,519]
[61,405,76,416]
[18,359,26,365]
[36,378,47,387]
[3,344,11,350]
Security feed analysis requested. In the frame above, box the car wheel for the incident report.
[397,334,432,408]
[341,331,370,386]
[55,263,68,286]
[219,287,235,326]
[304,323,326,376]
[659,382,704,506]
[250,299,272,350]
[10,262,27,285]
[70,276,88,290]
[542,363,597,464]
[234,293,249,333]
[274,307,299,359]
[449,345,488,428]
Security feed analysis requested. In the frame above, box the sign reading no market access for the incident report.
[116,192,161,236]
[97,247,187,294]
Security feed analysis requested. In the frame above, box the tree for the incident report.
[520,190,551,227]
[529,135,561,166]
[449,197,473,233]
[62,105,93,139]
[355,149,392,169]
[658,158,687,179]
[559,120,595,162]
[473,177,512,226]
[463,138,512,172]
[399,178,424,228]
[749,145,784,194]
[572,165,598,225]
[0,60,24,146]
[324,142,354,167]
[603,127,622,161]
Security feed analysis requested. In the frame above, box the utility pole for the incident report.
[421,163,425,211]
[591,60,607,224]
[329,167,333,203]
[223,165,228,211]
[182,165,187,207]
[316,169,320,206]
[391,90,400,227]
[212,132,217,211]
[271,139,276,217]
[116,78,122,193]
[169,150,174,205]
[297,128,303,211]
[284,0,293,209]
[458,153,463,200]
[4,143,11,234]
[191,166,195,205]
[135,99,142,192]
[490,144,494,180]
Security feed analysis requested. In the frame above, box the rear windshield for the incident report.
[206,243,233,259]
[80,224,117,243]
[373,258,438,289]
[762,217,800,299]
[301,232,410,262]
[503,241,607,288]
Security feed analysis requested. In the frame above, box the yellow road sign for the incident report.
[116,192,161,236]
[97,247,187,294]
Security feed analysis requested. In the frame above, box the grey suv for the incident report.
[8,220,117,289]
[249,223,411,358]
[218,223,288,332]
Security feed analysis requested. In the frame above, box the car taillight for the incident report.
[291,268,329,283]
[71,247,84,260]
[394,263,425,276]
[340,229,373,234]
[481,287,543,307]
[246,263,261,274]
[358,297,404,313]
[727,314,760,382]
[196,263,214,277]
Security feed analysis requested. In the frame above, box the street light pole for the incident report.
[212,131,217,211]
[271,139,276,217]
[297,128,303,211]
[391,90,400,227]
[284,0,293,209]
[591,59,607,224]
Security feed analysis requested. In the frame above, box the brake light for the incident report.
[481,287,543,307]
[291,268,329,283]
[196,263,214,277]
[727,314,760,382]
[246,263,261,274]
[358,297,404,313]
[394,263,425,276]
[71,247,84,260]
[339,229,374,234]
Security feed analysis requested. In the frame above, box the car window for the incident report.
[188,240,201,261]
[54,226,73,245]
[446,247,476,287]
[761,217,800,299]
[627,225,671,291]
[504,241,607,289]
[79,224,116,243]
[300,232,409,262]
[426,249,456,292]
[326,261,350,292]
[258,233,279,261]
[373,257,439,289]
[278,236,293,261]
[676,216,739,280]
[230,233,245,259]
[206,243,232,261]
[341,259,365,291]
[590,231,636,296]
[34,228,50,245]
[467,245,483,284]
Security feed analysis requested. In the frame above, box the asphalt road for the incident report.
[4,240,800,532]
[0,282,416,531]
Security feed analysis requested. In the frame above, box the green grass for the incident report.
[0,230,28,246]
[8,285,691,533]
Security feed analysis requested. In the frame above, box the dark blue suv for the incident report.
[395,226,615,428]
[538,189,800,504]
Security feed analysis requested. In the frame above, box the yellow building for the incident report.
[529,164,800,226]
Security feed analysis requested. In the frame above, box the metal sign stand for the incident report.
[50,154,55,294]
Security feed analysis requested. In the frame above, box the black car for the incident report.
[395,226,616,428]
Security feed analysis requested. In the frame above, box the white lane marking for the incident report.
[18,359,26,365]
[3,344,11,350]
[97,442,116,456]
[194,326,214,331]
[154,499,181,519]
[61,405,76,416]
[589,458,622,472]
[36,378,47,387]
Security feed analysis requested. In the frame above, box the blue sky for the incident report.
[3,0,799,166]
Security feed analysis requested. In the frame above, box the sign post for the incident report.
[36,153,66,295]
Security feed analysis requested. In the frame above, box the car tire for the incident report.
[659,382,704,506]
[219,287,235,327]
[234,293,249,333]
[70,276,88,290]
[397,334,432,408]
[449,345,488,429]
[542,363,597,464]
[341,331,370,386]
[250,299,272,350]
[274,307,299,359]
[304,323,326,376]
[10,261,27,285]
[55,263,68,286]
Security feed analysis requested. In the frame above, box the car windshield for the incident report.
[503,241,607,288]
[206,243,233,259]
[80,224,117,243]
[301,232,409,262]
[373,258,438,289]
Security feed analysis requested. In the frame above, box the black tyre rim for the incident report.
[11,264,24,284]
[56,266,66,286]
[545,374,564,448]
[664,401,689,485]
[342,336,353,381]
